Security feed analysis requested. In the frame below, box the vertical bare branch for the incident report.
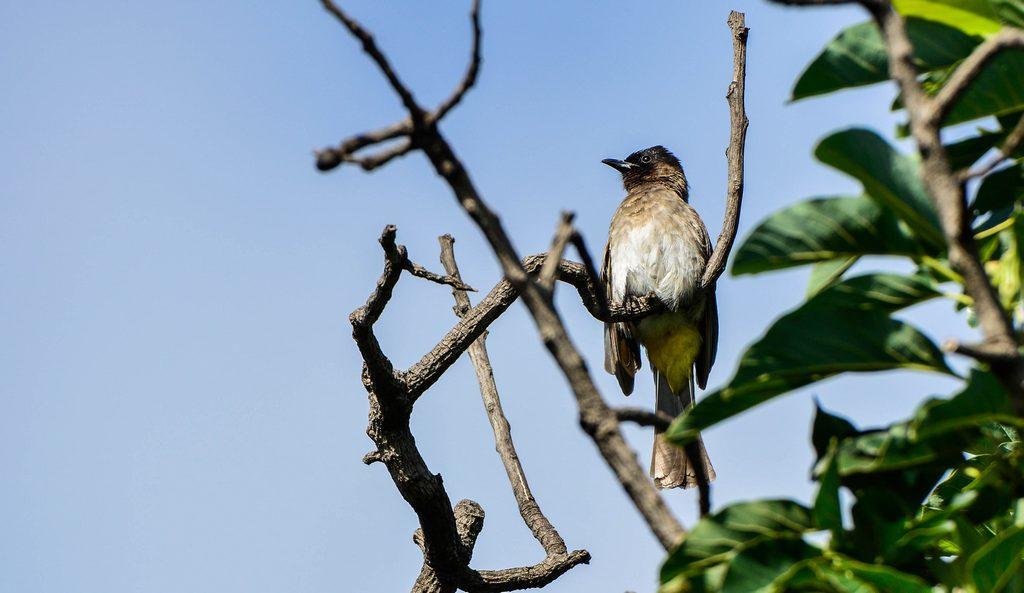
[538,212,576,293]
[438,235,571,557]
[319,0,426,125]
[435,0,483,120]
[701,11,749,290]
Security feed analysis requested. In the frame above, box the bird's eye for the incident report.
[641,156,651,163]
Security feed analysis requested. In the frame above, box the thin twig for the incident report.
[319,0,426,125]
[403,259,476,292]
[701,11,749,291]
[316,119,412,171]
[932,28,1024,124]
[404,255,664,400]
[439,235,575,558]
[538,212,576,292]
[614,407,673,431]
[346,139,416,171]
[963,114,1024,181]
[435,0,483,121]
[943,338,1020,364]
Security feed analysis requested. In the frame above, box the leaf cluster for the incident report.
[661,2,1024,590]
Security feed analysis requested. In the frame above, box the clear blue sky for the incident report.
[1,1,971,592]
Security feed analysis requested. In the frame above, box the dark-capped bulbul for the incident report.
[601,145,717,489]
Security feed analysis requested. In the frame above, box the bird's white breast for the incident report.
[608,199,706,311]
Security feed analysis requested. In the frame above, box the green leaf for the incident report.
[660,500,816,587]
[802,273,941,311]
[968,523,1024,593]
[834,423,964,476]
[815,129,944,247]
[942,50,1024,127]
[719,539,820,593]
[893,0,1002,37]
[807,257,860,297]
[946,130,1004,170]
[912,370,1020,441]
[812,403,859,460]
[974,163,1024,215]
[833,557,934,593]
[792,19,978,101]
[732,197,923,275]
[813,443,844,534]
[667,274,950,445]
[992,0,1024,28]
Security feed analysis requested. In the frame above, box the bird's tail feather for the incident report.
[651,370,716,489]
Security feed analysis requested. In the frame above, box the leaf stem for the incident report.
[920,256,965,285]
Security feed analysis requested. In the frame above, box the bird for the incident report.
[601,145,717,490]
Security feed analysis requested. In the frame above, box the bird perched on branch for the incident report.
[602,145,717,489]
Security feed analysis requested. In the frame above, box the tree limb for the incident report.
[319,0,426,125]
[438,234,574,558]
[354,228,592,592]
[538,212,576,293]
[701,11,749,291]
[435,0,483,121]
[614,407,674,432]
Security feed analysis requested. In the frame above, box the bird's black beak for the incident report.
[602,158,635,174]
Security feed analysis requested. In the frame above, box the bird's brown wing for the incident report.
[602,244,641,395]
[694,224,718,390]
[694,289,718,390]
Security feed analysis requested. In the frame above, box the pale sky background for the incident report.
[2,1,974,592]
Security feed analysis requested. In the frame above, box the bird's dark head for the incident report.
[602,145,688,196]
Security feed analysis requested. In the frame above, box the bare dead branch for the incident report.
[349,225,405,392]
[403,259,477,292]
[404,256,663,400]
[435,0,483,121]
[614,407,673,431]
[538,212,576,293]
[439,234,576,559]
[568,231,610,320]
[412,500,486,593]
[459,551,592,593]
[412,502,589,593]
[316,120,413,172]
[701,11,749,291]
[315,0,481,173]
[354,227,589,592]
[963,114,1024,181]
[347,139,416,171]
[319,0,426,124]
[932,29,1024,125]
